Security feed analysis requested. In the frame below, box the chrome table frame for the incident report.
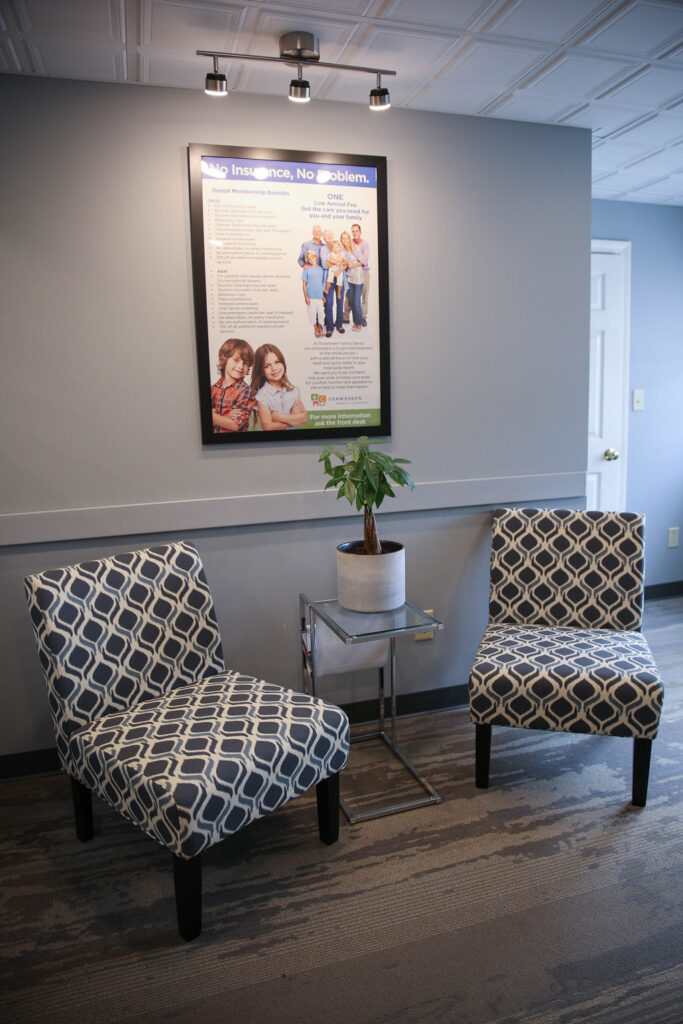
[299,594,443,823]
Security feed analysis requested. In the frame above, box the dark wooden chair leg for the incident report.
[173,853,202,941]
[475,723,492,789]
[632,737,652,807]
[316,771,340,845]
[70,777,94,841]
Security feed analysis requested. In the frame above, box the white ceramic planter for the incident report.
[336,540,405,613]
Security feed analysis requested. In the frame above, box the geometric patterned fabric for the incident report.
[25,542,226,774]
[69,672,349,859]
[25,542,350,859]
[469,623,663,740]
[469,509,663,742]
[489,508,645,630]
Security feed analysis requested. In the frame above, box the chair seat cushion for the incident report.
[469,624,662,740]
[69,672,350,859]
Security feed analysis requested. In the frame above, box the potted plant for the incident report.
[319,436,415,612]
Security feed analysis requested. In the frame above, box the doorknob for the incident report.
[604,447,620,461]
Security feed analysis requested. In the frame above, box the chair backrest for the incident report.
[489,508,644,631]
[25,541,225,770]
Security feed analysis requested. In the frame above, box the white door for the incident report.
[587,241,631,511]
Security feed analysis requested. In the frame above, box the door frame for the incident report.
[590,238,632,511]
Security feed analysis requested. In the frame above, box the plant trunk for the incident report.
[363,508,382,555]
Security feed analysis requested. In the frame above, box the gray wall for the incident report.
[0,74,590,759]
[592,200,683,587]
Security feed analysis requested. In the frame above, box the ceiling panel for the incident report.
[146,1,245,51]
[659,39,683,63]
[596,65,683,106]
[631,169,683,195]
[350,25,455,77]
[439,40,546,91]
[591,138,653,173]
[520,53,634,100]
[381,0,488,30]
[594,164,671,193]
[577,1,683,57]
[146,52,211,88]
[405,78,503,114]
[312,66,367,104]
[277,0,375,15]
[487,93,569,122]
[592,182,631,198]
[17,0,123,41]
[624,141,683,174]
[486,0,605,43]
[30,42,123,80]
[561,101,649,136]
[609,111,683,145]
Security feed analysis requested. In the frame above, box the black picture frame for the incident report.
[188,143,390,444]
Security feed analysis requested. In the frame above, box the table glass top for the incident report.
[303,596,443,643]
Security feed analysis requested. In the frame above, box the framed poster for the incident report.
[188,144,390,444]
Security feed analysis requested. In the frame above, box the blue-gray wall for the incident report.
[1,74,591,759]
[592,200,683,586]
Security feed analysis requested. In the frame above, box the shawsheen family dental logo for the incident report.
[311,394,327,407]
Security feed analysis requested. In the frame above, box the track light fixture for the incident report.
[289,64,311,104]
[369,73,391,111]
[204,55,227,97]
[198,32,394,109]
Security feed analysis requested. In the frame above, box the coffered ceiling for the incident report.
[2,0,683,205]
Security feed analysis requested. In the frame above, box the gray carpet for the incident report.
[1,597,681,1024]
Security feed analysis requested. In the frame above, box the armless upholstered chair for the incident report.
[25,542,349,940]
[469,509,663,806]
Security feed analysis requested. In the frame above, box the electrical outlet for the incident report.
[414,610,434,642]
[668,527,679,548]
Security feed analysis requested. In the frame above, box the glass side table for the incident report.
[299,594,444,823]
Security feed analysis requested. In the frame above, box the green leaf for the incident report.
[368,450,392,466]
[387,467,415,489]
[365,459,379,491]
[344,478,356,504]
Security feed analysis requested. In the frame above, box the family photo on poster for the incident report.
[188,145,390,444]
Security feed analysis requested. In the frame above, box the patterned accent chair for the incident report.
[469,509,663,806]
[25,542,349,941]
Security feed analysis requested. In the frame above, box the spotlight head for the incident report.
[289,78,311,103]
[205,72,228,96]
[369,86,390,110]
